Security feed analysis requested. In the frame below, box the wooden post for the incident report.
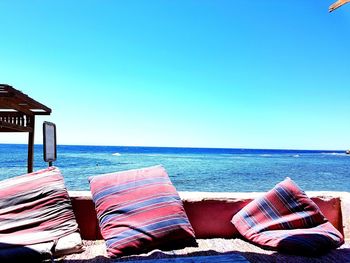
[27,116,35,173]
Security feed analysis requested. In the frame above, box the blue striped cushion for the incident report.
[0,167,83,258]
[89,165,196,257]
[231,178,344,255]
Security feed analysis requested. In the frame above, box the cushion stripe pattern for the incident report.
[89,165,196,257]
[0,167,79,247]
[231,178,344,254]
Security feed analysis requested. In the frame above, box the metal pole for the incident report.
[27,116,35,173]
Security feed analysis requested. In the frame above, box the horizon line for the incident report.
[0,142,345,152]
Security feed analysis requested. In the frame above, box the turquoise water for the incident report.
[0,144,349,192]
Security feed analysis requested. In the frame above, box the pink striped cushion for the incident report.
[231,178,344,255]
[0,167,81,248]
[89,165,196,257]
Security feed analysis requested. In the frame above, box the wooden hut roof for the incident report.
[0,84,51,132]
[0,84,52,173]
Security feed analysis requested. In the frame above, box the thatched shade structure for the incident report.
[0,84,51,172]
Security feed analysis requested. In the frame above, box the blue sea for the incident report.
[0,144,349,192]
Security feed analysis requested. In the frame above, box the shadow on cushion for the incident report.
[277,233,340,256]
[239,247,350,263]
[254,222,344,255]
[0,242,50,263]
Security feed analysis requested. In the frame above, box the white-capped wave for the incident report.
[112,153,121,156]
[231,156,245,159]
[321,152,347,156]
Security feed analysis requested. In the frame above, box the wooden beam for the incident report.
[0,98,34,116]
[0,127,23,132]
[0,111,24,117]
[0,92,15,97]
[0,120,32,132]
[29,111,51,116]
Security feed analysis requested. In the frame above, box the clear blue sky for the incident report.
[1,1,349,150]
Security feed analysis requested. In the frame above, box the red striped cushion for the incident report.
[0,167,80,247]
[89,165,196,257]
[231,178,344,255]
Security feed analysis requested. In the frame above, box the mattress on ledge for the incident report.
[58,238,350,263]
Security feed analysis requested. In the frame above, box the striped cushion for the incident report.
[231,178,344,255]
[0,167,81,248]
[89,165,196,257]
